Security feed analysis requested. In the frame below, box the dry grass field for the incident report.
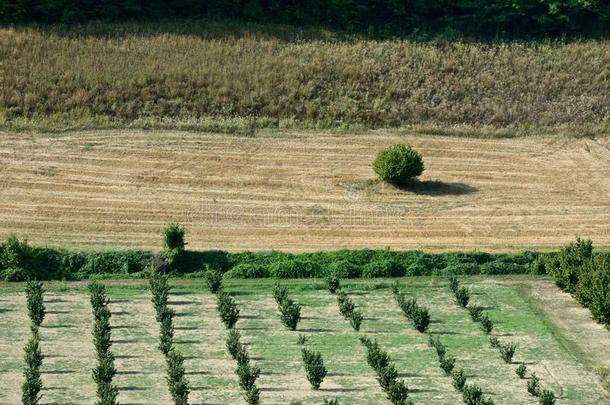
[1,130,609,252]
[1,276,609,404]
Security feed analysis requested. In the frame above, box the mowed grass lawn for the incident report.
[1,276,608,404]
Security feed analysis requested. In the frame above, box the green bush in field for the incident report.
[88,282,108,310]
[204,268,223,294]
[373,144,424,186]
[452,368,467,391]
[462,384,486,405]
[159,307,175,355]
[323,399,339,405]
[516,363,527,378]
[350,310,364,331]
[479,314,494,334]
[325,274,341,294]
[25,281,45,328]
[95,381,119,405]
[217,291,240,329]
[499,342,517,364]
[468,304,483,322]
[166,349,190,405]
[297,334,308,345]
[22,335,43,405]
[387,379,411,405]
[273,282,289,305]
[527,373,541,396]
[538,389,556,405]
[377,363,398,392]
[279,298,302,331]
[428,335,446,359]
[391,281,400,296]
[439,356,456,376]
[302,348,327,390]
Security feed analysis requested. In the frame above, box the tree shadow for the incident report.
[397,180,478,196]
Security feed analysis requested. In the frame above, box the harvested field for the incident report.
[0,130,609,251]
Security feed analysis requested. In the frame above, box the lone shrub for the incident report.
[22,335,43,405]
[479,314,494,334]
[527,373,541,396]
[326,274,340,294]
[302,348,327,390]
[468,304,483,322]
[166,350,190,405]
[499,342,517,364]
[373,144,424,186]
[455,287,470,307]
[516,363,527,379]
[538,389,556,405]
[217,291,240,329]
[279,298,301,331]
[25,281,45,328]
[204,268,223,294]
[452,368,467,391]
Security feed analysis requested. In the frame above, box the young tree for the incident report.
[279,298,301,331]
[204,268,223,294]
[21,335,43,405]
[455,286,470,308]
[452,368,466,391]
[301,348,327,390]
[217,291,240,329]
[166,349,190,405]
[516,363,527,379]
[499,342,517,364]
[326,274,341,294]
[527,373,541,396]
[25,281,45,328]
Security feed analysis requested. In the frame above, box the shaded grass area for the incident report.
[0,276,607,403]
[2,20,610,137]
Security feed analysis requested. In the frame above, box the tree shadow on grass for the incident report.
[397,180,478,196]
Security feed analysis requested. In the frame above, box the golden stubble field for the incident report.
[0,130,609,252]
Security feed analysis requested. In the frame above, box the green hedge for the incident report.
[0,236,549,281]
[1,0,609,38]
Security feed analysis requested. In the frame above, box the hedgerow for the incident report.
[0,234,548,281]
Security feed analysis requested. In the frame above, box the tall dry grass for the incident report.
[1,20,609,136]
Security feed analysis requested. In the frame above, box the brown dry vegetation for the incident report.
[1,21,610,135]
[0,130,609,251]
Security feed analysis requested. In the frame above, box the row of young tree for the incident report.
[325,275,363,332]
[391,282,430,333]
[149,271,190,404]
[545,238,610,326]
[22,281,45,405]
[88,282,119,404]
[449,276,556,405]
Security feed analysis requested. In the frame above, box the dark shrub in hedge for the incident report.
[237,362,260,392]
[455,287,470,307]
[159,307,175,355]
[223,263,270,279]
[538,389,556,405]
[439,356,456,376]
[163,224,186,251]
[350,310,364,332]
[337,291,355,318]
[301,348,327,390]
[448,274,459,294]
[273,282,288,305]
[363,257,403,278]
[479,314,494,334]
[468,305,483,322]
[373,144,424,186]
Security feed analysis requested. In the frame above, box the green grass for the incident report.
[2,19,610,137]
[0,276,607,404]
